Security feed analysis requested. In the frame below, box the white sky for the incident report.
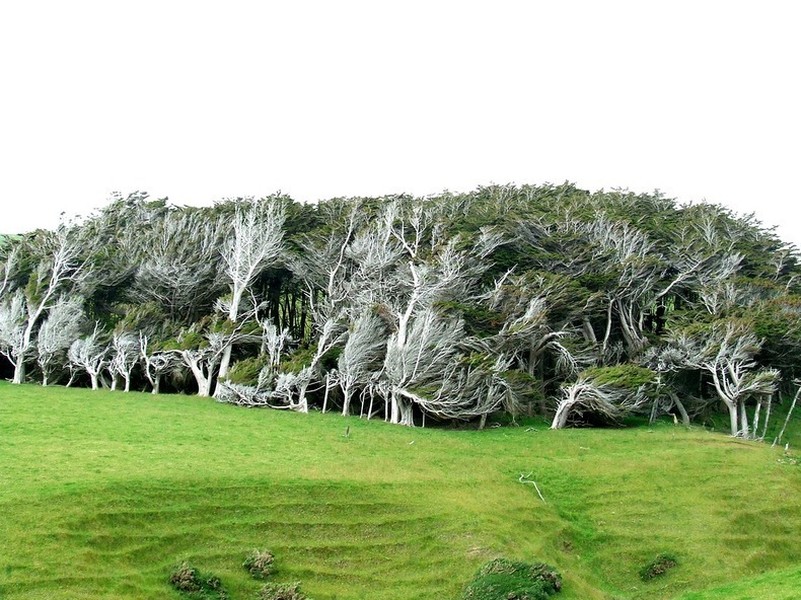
[1,1,799,246]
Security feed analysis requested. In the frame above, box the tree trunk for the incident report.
[739,399,749,437]
[197,377,212,397]
[389,391,414,426]
[760,396,772,440]
[752,398,762,437]
[727,401,739,436]
[775,388,800,446]
[582,317,597,344]
[551,399,575,429]
[341,382,352,416]
[184,352,212,397]
[151,374,161,395]
[12,361,25,385]
[367,388,376,420]
[668,391,691,427]
[601,299,614,355]
[296,380,310,413]
[218,345,233,380]
[89,372,99,390]
[390,392,399,424]
[399,400,414,427]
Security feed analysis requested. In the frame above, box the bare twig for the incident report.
[518,472,547,503]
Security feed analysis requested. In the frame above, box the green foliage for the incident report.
[179,330,206,350]
[227,356,269,386]
[243,549,276,579]
[639,553,678,581]
[462,558,562,600]
[320,346,341,371]
[280,346,316,373]
[502,369,545,412]
[751,294,801,376]
[436,300,503,337]
[257,581,311,600]
[115,301,172,336]
[167,321,214,351]
[169,562,229,599]
[582,364,656,392]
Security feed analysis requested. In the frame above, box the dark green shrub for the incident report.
[257,581,311,600]
[227,356,268,385]
[462,558,562,600]
[639,553,678,580]
[280,346,316,373]
[581,364,656,392]
[168,562,229,599]
[243,548,275,579]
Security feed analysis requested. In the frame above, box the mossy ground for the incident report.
[1,382,800,599]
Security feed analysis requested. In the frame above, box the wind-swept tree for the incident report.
[284,201,362,412]
[551,365,655,429]
[217,196,286,379]
[0,228,85,383]
[336,309,387,416]
[139,332,179,394]
[678,320,779,437]
[0,242,19,298]
[372,200,505,424]
[108,332,140,392]
[67,324,107,390]
[36,296,85,385]
[132,209,224,323]
[171,315,257,397]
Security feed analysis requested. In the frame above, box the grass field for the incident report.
[1,382,800,599]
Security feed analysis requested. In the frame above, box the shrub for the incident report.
[462,558,562,600]
[168,562,229,599]
[243,549,276,579]
[257,581,311,600]
[582,364,656,392]
[639,553,678,580]
[226,356,268,386]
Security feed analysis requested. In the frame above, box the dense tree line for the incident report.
[2,184,800,435]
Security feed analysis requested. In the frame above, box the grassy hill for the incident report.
[1,382,800,599]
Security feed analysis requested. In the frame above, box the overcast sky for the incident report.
[1,1,799,246]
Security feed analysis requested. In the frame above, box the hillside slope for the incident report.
[1,382,800,599]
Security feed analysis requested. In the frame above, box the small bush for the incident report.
[639,553,678,580]
[168,562,229,599]
[463,558,562,600]
[257,581,311,600]
[226,356,268,386]
[243,549,276,579]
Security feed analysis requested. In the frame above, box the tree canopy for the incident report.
[2,184,799,436]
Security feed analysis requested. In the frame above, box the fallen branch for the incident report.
[519,472,546,504]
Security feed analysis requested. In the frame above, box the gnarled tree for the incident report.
[36,296,85,385]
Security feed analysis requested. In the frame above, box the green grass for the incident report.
[676,564,801,600]
[1,382,800,599]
